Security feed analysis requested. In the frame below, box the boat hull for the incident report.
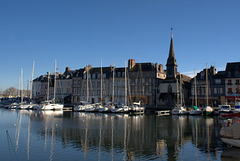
[221,138,240,148]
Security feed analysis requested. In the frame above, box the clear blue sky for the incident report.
[1,0,240,90]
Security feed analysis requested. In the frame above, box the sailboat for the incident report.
[18,61,37,109]
[171,73,188,115]
[111,62,124,113]
[189,70,202,115]
[98,60,111,113]
[37,60,64,110]
[129,63,145,115]
[203,64,214,116]
[74,65,93,112]
[123,61,130,113]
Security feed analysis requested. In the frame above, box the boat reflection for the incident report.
[221,147,240,161]
[9,109,224,161]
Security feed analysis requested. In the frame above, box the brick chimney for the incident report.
[155,63,159,71]
[65,67,70,72]
[159,64,164,73]
[210,66,216,75]
[128,59,136,70]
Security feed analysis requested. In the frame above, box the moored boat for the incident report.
[220,118,240,148]
[219,105,232,114]
[189,106,202,115]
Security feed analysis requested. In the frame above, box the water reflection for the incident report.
[0,108,226,161]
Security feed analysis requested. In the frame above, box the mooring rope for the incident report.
[6,130,19,161]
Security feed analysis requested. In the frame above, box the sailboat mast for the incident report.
[101,60,103,105]
[194,70,197,107]
[18,75,20,98]
[125,61,127,106]
[21,68,23,105]
[206,64,208,107]
[87,65,89,103]
[176,78,179,108]
[47,71,50,102]
[112,63,115,105]
[30,60,35,101]
[180,73,182,107]
[54,60,56,104]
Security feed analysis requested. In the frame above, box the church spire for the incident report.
[166,28,178,79]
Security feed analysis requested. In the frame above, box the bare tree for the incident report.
[0,88,3,97]
[3,87,17,97]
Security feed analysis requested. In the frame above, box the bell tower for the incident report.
[166,29,178,79]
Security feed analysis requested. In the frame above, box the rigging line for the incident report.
[6,130,19,161]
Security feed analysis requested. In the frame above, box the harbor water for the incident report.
[0,108,239,161]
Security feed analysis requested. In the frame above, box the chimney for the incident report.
[65,67,70,72]
[210,66,216,75]
[128,59,136,70]
[159,64,164,73]
[155,63,159,71]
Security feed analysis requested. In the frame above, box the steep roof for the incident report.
[166,34,177,67]
[226,62,240,71]
[129,63,156,72]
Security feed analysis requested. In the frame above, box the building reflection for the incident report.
[26,111,223,161]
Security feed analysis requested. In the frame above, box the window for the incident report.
[215,79,221,84]
[220,88,223,94]
[98,74,101,79]
[117,72,121,77]
[228,88,232,94]
[92,74,96,79]
[227,80,232,85]
[236,80,239,85]
[237,88,240,94]
[103,74,106,79]
[214,88,217,94]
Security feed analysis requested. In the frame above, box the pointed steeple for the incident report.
[166,28,178,79]
[167,30,177,67]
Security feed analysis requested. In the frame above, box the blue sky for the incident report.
[0,0,240,90]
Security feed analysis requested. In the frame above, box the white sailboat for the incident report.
[203,64,214,115]
[189,70,202,115]
[98,60,111,113]
[18,61,37,109]
[172,73,188,115]
[37,60,64,110]
[111,62,122,113]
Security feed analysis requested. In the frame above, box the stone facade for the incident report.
[225,62,240,106]
[128,59,166,106]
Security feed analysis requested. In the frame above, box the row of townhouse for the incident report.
[32,59,166,106]
[190,62,240,107]
[71,60,166,106]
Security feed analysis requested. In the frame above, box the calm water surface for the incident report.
[0,108,239,161]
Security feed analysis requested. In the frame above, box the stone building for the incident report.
[128,59,166,106]
[71,68,84,104]
[32,72,55,103]
[157,33,191,108]
[225,62,240,106]
[190,66,225,107]
[55,67,75,104]
[72,65,112,105]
